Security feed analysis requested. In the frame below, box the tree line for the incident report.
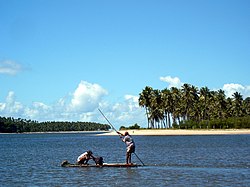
[0,117,111,133]
[138,84,250,129]
[119,123,141,130]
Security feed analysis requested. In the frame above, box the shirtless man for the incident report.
[77,150,94,165]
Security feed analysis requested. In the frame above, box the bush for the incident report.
[119,123,141,130]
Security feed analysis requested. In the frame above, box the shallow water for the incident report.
[0,133,249,186]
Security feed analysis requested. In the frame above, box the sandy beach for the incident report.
[100,129,250,136]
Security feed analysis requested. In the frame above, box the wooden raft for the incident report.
[61,160,142,168]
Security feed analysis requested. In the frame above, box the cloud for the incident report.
[0,88,145,129]
[0,60,22,75]
[159,76,250,99]
[0,81,109,122]
[160,76,183,88]
[96,94,146,128]
[0,91,24,115]
[68,81,108,112]
[223,83,250,98]
[24,102,51,120]
[2,78,250,130]
[0,91,55,121]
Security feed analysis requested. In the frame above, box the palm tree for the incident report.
[138,84,248,129]
[226,97,234,118]
[170,87,182,125]
[243,97,250,115]
[207,91,217,120]
[146,89,164,128]
[200,87,211,121]
[138,86,154,128]
[181,84,191,121]
[232,92,243,117]
[181,84,199,121]
[190,85,200,121]
[161,88,172,128]
[214,89,227,119]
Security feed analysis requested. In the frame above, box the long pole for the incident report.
[98,108,145,166]
[98,108,118,133]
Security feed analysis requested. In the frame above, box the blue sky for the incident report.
[0,0,250,129]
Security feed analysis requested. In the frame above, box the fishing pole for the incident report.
[98,108,145,166]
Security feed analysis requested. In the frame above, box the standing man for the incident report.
[118,131,135,165]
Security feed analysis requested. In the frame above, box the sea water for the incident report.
[0,133,249,186]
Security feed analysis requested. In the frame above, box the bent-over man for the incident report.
[77,150,94,165]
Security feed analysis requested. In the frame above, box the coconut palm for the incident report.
[243,97,250,115]
[181,84,199,121]
[200,87,211,121]
[170,87,182,125]
[215,89,227,119]
[161,88,173,128]
[232,92,243,117]
[138,83,249,129]
[138,86,154,128]
[148,89,164,128]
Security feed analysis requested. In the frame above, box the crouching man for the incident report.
[77,150,94,165]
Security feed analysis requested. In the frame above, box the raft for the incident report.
[61,160,142,168]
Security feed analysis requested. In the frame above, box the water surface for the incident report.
[0,133,249,186]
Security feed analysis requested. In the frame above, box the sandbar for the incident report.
[100,129,250,136]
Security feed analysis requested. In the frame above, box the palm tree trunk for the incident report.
[168,112,171,128]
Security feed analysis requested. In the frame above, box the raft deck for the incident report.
[61,160,142,168]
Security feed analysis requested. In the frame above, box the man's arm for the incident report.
[117,131,126,142]
[117,131,123,136]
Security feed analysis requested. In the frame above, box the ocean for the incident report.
[0,133,249,186]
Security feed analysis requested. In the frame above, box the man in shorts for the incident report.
[118,131,135,165]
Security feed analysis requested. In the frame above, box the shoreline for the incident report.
[99,129,250,136]
[1,129,249,136]
[0,131,108,135]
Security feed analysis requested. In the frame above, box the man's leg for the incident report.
[126,152,129,164]
[128,152,132,164]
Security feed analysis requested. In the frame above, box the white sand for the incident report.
[100,129,250,136]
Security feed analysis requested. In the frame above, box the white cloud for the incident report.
[0,81,145,128]
[5,91,23,112]
[24,102,51,120]
[68,81,108,112]
[79,112,94,122]
[0,81,110,122]
[124,95,141,112]
[223,83,250,98]
[159,76,250,99]
[0,60,22,75]
[0,91,24,116]
[0,103,6,111]
[97,94,146,128]
[160,76,183,88]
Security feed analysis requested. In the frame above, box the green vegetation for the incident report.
[0,117,110,133]
[139,84,250,129]
[1,83,250,132]
[119,123,141,130]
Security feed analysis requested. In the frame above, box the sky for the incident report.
[0,0,250,129]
